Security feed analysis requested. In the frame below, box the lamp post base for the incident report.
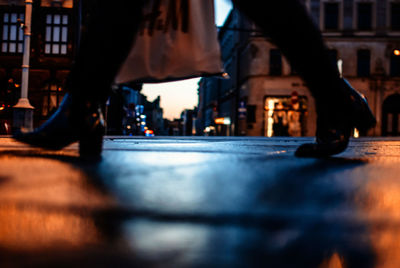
[13,98,34,132]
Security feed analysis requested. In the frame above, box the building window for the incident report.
[357,3,372,31]
[391,2,400,30]
[382,94,400,136]
[44,14,69,55]
[357,49,370,77]
[1,12,24,54]
[269,49,282,76]
[41,83,64,117]
[324,2,339,30]
[391,50,400,77]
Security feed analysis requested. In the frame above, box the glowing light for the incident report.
[204,126,216,133]
[222,72,230,79]
[319,252,344,268]
[394,49,400,56]
[354,128,360,138]
[267,99,275,137]
[214,117,231,125]
[215,118,224,125]
[0,107,4,111]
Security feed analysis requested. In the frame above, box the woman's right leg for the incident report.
[232,0,376,157]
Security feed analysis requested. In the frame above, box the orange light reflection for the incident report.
[355,163,400,268]
[0,204,100,251]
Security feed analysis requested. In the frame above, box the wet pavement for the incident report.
[0,136,399,267]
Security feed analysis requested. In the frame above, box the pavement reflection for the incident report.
[0,137,399,267]
[355,160,400,268]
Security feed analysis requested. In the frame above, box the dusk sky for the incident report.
[142,0,233,120]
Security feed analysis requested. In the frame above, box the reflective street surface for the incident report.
[0,137,399,267]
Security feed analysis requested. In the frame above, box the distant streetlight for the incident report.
[394,49,400,56]
[13,0,34,131]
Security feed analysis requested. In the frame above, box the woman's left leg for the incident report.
[14,0,146,158]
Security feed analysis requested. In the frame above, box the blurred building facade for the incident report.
[198,0,400,137]
[0,0,166,136]
[106,85,165,136]
[0,0,82,133]
[181,108,197,136]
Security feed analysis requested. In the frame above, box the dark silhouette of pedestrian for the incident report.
[14,0,376,158]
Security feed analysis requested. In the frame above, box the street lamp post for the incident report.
[13,0,34,131]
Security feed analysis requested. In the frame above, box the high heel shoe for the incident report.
[13,93,105,158]
[295,79,376,158]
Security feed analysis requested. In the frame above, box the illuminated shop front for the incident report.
[214,117,232,136]
[263,93,308,137]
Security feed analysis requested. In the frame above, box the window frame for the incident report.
[41,81,65,118]
[42,9,71,57]
[354,1,375,32]
[0,8,25,55]
[320,0,343,33]
[390,1,400,31]
[387,0,400,35]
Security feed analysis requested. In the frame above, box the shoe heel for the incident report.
[352,96,377,132]
[79,105,105,159]
[345,80,377,132]
[79,132,103,159]
[355,113,376,133]
[79,134,103,159]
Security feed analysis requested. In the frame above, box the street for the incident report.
[0,136,399,267]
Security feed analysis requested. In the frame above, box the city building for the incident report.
[0,0,166,136]
[164,118,183,136]
[181,108,197,136]
[106,84,165,136]
[198,0,400,137]
[143,95,164,135]
[0,0,82,133]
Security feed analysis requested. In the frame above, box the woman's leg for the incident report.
[232,0,343,108]
[232,0,376,157]
[67,0,146,102]
[14,0,146,157]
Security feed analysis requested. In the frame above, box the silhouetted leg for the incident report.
[232,0,376,157]
[14,1,146,157]
[232,0,344,113]
[67,0,146,103]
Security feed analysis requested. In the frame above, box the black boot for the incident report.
[295,79,376,158]
[13,93,105,158]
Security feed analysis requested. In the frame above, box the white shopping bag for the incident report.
[115,0,224,84]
